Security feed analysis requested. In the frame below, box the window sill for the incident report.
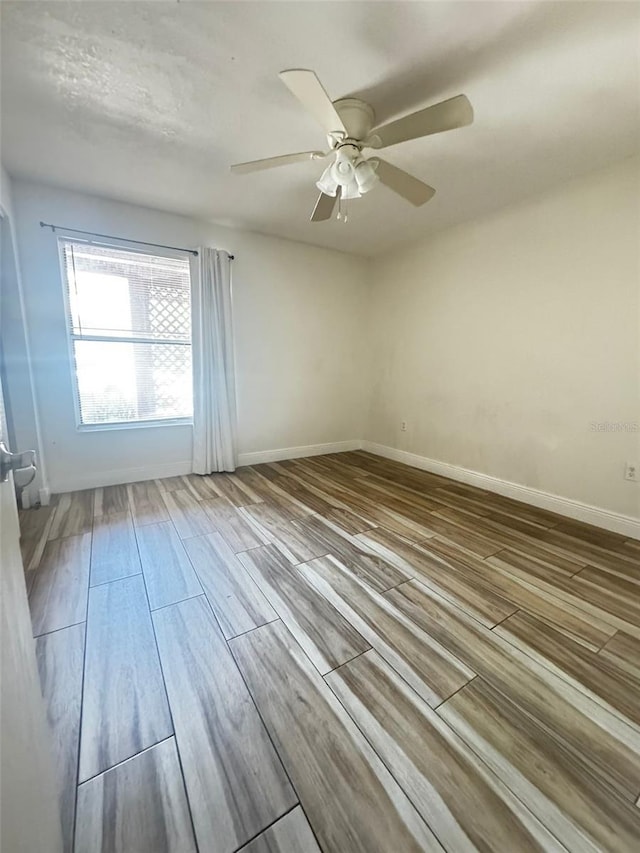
[76,418,193,432]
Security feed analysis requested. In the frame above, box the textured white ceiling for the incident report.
[1,1,639,256]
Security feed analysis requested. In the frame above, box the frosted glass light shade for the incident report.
[316,163,339,196]
[340,179,362,200]
[355,159,379,194]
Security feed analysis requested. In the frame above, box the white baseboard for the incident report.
[237,439,362,467]
[48,441,363,493]
[45,435,639,540]
[50,460,193,494]
[362,441,640,540]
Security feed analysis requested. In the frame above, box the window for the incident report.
[60,239,193,427]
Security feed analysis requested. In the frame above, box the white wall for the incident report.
[366,155,640,522]
[11,181,368,492]
[0,167,46,504]
[9,161,639,526]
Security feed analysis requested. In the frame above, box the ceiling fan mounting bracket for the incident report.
[331,98,376,143]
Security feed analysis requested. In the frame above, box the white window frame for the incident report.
[57,235,195,431]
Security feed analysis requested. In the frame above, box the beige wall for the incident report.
[366,156,640,519]
[12,181,368,492]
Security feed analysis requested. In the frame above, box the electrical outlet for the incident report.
[625,462,638,481]
[400,421,407,432]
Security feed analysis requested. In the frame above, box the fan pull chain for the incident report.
[337,195,348,223]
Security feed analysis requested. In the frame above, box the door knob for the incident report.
[0,442,36,485]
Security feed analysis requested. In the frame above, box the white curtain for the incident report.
[192,247,237,473]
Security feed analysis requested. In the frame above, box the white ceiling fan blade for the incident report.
[231,151,326,174]
[374,159,435,206]
[310,188,339,222]
[368,95,473,149]
[279,69,347,137]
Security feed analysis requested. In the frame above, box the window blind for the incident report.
[60,240,193,426]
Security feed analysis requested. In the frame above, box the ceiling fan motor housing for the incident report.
[330,98,376,144]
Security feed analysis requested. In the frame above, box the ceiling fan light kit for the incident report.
[315,145,379,200]
[230,69,473,223]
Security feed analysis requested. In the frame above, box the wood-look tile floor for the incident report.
[20,451,640,853]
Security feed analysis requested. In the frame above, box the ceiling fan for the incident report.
[230,69,474,222]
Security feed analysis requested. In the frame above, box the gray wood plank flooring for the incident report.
[29,533,91,636]
[48,490,94,540]
[202,496,264,552]
[238,807,320,852]
[152,595,296,853]
[79,574,173,782]
[162,490,216,539]
[18,452,640,853]
[239,544,370,674]
[439,678,640,852]
[36,623,85,853]
[128,480,169,527]
[94,484,129,517]
[90,511,141,586]
[136,521,203,610]
[230,620,443,852]
[19,500,56,575]
[183,533,276,638]
[326,650,561,850]
[75,738,197,853]
[300,556,475,706]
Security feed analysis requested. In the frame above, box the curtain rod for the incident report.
[39,221,235,260]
